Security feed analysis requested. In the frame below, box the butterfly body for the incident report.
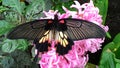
[34,15,73,55]
[7,15,106,55]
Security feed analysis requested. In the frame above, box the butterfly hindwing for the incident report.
[34,30,51,52]
[55,31,74,55]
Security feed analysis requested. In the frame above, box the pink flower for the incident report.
[62,0,108,31]
[84,38,104,53]
[39,41,89,68]
[42,10,58,19]
[33,0,108,68]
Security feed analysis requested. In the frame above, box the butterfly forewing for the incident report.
[7,19,53,40]
[62,19,106,40]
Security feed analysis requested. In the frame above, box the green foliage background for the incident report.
[0,0,53,67]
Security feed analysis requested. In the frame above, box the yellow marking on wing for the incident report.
[44,30,49,35]
[45,34,49,41]
[64,38,68,45]
[60,38,63,45]
[42,37,45,43]
[39,37,44,43]
[39,30,51,43]
[57,32,69,47]
[63,41,66,47]
[60,31,64,38]
[64,34,67,38]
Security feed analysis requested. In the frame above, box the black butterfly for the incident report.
[7,14,106,56]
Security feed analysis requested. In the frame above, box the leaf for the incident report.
[2,0,25,14]
[103,33,120,53]
[85,63,97,68]
[0,20,13,36]
[25,0,51,20]
[1,39,18,53]
[102,42,115,52]
[1,39,29,53]
[2,10,23,25]
[113,33,120,45]
[10,50,32,66]
[44,0,53,11]
[52,1,74,13]
[2,0,26,24]
[16,39,29,51]
[114,47,120,60]
[99,49,115,68]
[106,32,112,39]
[0,6,8,13]
[1,56,15,68]
[99,33,120,68]
[116,63,120,68]
[93,0,108,25]
[52,0,70,4]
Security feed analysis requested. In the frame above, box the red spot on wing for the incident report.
[59,20,65,24]
[48,20,53,24]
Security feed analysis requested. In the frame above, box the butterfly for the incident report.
[7,14,106,56]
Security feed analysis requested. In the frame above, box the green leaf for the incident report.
[2,0,26,24]
[1,39,29,53]
[102,42,116,52]
[0,6,8,13]
[1,39,18,53]
[1,56,15,68]
[17,39,29,51]
[93,0,108,25]
[116,63,120,68]
[106,32,112,39]
[44,0,53,11]
[99,49,115,68]
[99,33,120,68]
[113,33,120,45]
[99,48,120,68]
[103,33,120,53]
[10,50,32,66]
[52,1,74,13]
[114,47,120,60]
[52,0,70,4]
[25,0,50,20]
[85,63,97,68]
[0,20,13,36]
[2,0,25,14]
[2,10,23,25]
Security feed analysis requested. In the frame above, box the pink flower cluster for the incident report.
[36,0,108,68]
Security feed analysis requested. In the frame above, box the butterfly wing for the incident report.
[7,19,53,40]
[62,19,106,40]
[55,19,106,55]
